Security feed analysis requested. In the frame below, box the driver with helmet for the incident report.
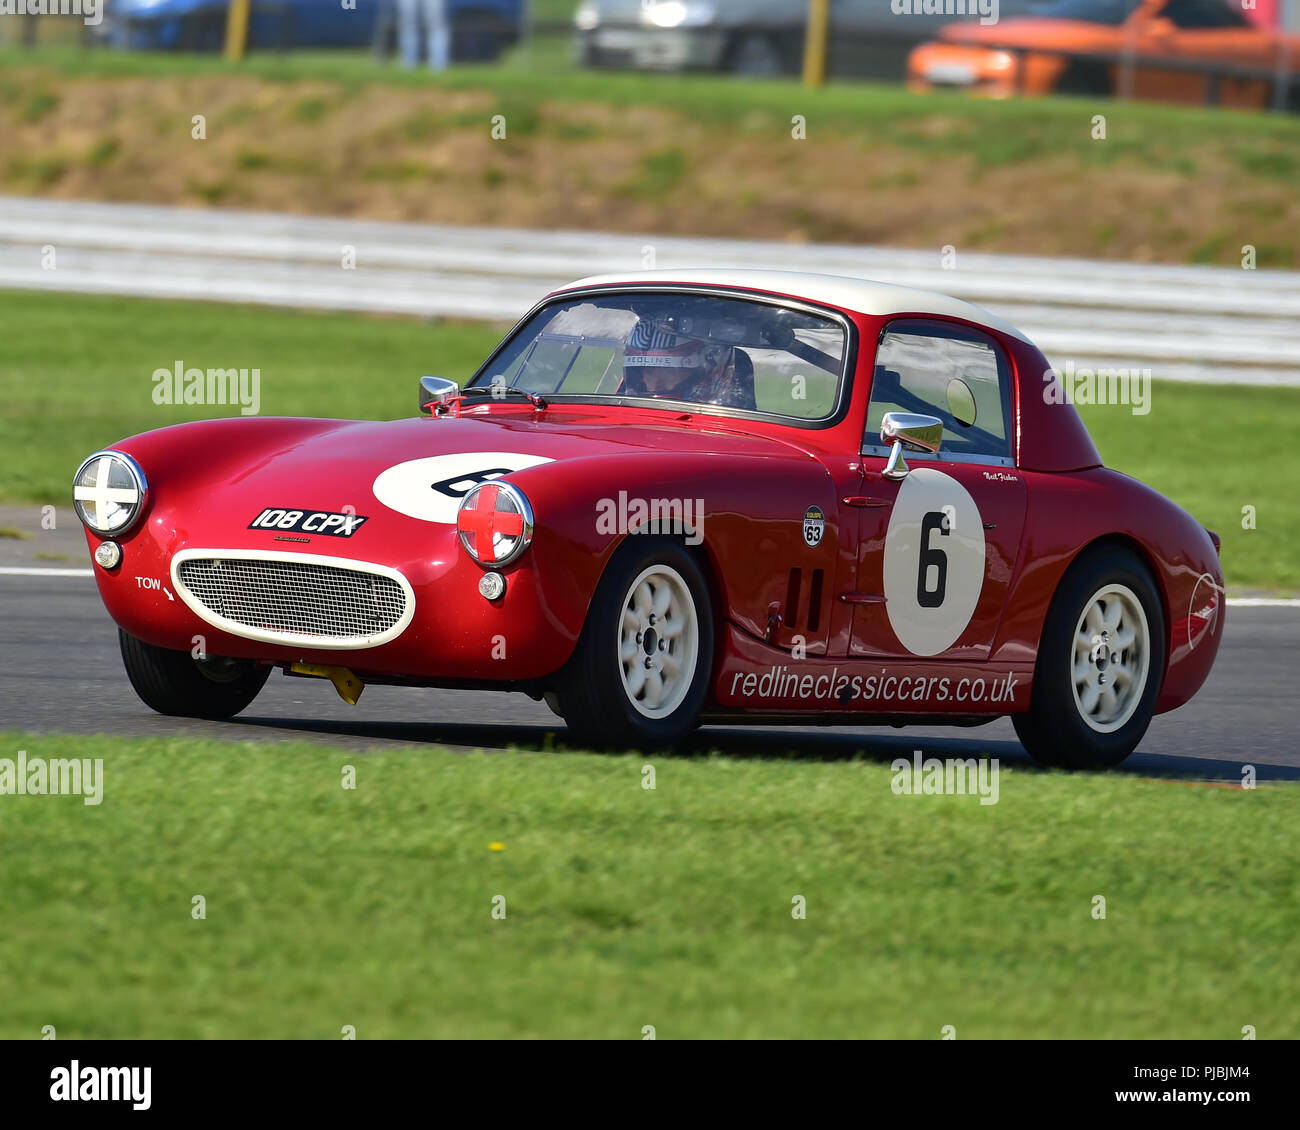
[620,316,756,410]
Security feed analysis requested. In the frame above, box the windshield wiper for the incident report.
[460,385,548,409]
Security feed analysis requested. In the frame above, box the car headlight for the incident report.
[456,481,534,568]
[574,1,599,30]
[73,451,148,535]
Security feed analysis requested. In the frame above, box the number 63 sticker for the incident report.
[802,506,826,547]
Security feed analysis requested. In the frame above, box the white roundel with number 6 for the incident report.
[372,452,553,524]
[882,468,986,656]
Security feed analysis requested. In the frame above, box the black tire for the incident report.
[119,629,270,720]
[1013,545,1165,770]
[554,537,714,749]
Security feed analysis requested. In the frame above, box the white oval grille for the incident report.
[176,555,410,646]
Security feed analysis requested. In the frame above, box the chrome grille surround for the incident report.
[171,549,415,650]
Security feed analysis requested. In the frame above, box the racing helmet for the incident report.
[622,316,732,400]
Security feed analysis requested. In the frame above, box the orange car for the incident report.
[907,0,1300,110]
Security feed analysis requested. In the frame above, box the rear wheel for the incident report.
[1013,546,1164,770]
[555,538,713,749]
[119,629,269,720]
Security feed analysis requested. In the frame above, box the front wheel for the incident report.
[119,629,269,720]
[1013,547,1165,770]
[554,538,714,749]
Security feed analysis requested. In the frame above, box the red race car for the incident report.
[73,271,1224,768]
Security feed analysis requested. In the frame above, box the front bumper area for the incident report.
[84,512,581,684]
[170,548,417,651]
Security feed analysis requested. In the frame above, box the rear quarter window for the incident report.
[864,320,1014,463]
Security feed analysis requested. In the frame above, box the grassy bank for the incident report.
[1,47,1297,262]
[1,731,1294,1038]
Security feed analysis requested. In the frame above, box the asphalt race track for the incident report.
[3,571,1297,782]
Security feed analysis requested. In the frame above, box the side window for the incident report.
[864,321,1013,463]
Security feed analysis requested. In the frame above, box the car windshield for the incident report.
[468,291,849,422]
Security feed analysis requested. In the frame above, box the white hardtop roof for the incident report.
[557,269,1032,345]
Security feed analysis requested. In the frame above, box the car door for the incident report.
[849,319,1026,662]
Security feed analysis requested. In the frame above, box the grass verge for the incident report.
[1,731,1295,1039]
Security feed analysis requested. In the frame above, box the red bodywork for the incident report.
[83,280,1224,724]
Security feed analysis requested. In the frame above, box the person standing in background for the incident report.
[396,0,452,70]
[424,0,452,70]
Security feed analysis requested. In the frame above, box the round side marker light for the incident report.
[94,541,122,570]
[479,571,506,601]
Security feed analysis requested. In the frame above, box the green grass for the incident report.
[1,731,1295,1039]
[3,290,1295,590]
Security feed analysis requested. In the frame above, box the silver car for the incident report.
[574,0,1041,79]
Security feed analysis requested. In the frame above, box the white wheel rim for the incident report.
[1071,583,1150,734]
[618,564,699,720]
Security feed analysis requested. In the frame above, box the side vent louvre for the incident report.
[784,568,802,633]
[807,569,824,633]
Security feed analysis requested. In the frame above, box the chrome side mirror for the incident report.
[880,411,943,480]
[419,376,459,415]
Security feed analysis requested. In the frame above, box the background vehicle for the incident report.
[100,0,524,60]
[907,0,1300,109]
[574,0,1041,80]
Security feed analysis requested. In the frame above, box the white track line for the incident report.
[0,566,1296,607]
